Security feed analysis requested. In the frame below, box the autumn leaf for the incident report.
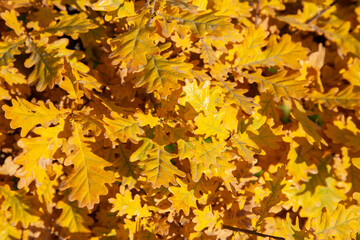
[38,12,97,39]
[103,111,144,144]
[3,97,67,137]
[14,122,64,188]
[0,37,24,66]
[56,198,94,234]
[0,185,40,228]
[159,10,233,38]
[24,39,64,91]
[109,189,151,218]
[136,54,193,98]
[59,122,115,209]
[109,11,160,71]
[137,141,185,188]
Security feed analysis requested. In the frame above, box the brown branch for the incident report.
[223,225,285,240]
[255,0,261,27]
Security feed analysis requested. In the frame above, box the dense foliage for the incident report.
[1,0,360,239]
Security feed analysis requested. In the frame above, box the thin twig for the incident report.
[292,0,339,36]
[255,0,261,27]
[223,225,285,240]
[148,0,157,27]
[305,0,339,25]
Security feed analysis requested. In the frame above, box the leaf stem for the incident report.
[223,225,285,240]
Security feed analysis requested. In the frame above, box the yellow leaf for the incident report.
[193,205,221,231]
[0,10,24,36]
[0,37,24,66]
[139,142,185,188]
[39,12,97,39]
[129,138,153,162]
[292,101,327,146]
[92,0,135,21]
[244,34,308,69]
[136,54,193,98]
[159,10,233,38]
[24,39,64,91]
[0,185,40,228]
[309,204,360,239]
[343,58,360,87]
[191,138,225,181]
[56,198,94,234]
[194,112,229,141]
[169,178,200,216]
[244,70,308,102]
[109,189,151,218]
[254,166,287,227]
[109,12,160,71]
[179,80,223,116]
[59,122,115,209]
[231,130,259,161]
[134,111,160,128]
[14,122,64,188]
[177,139,195,160]
[0,65,27,85]
[220,80,258,115]
[103,112,144,144]
[3,97,67,137]
[311,86,360,110]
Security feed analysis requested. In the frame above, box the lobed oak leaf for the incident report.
[129,138,153,162]
[138,141,185,188]
[177,139,195,160]
[343,58,360,87]
[136,54,193,98]
[24,39,64,91]
[229,26,268,66]
[0,211,21,240]
[324,118,360,153]
[109,11,160,71]
[159,11,233,38]
[0,9,24,36]
[0,157,18,176]
[103,112,144,144]
[39,12,97,39]
[92,0,135,21]
[193,205,222,232]
[231,130,259,162]
[292,101,327,146]
[243,34,308,69]
[285,138,320,187]
[310,86,360,110]
[220,80,258,115]
[190,138,225,181]
[194,112,229,141]
[109,189,151,218]
[0,65,27,85]
[14,122,64,188]
[244,70,309,102]
[3,97,67,137]
[254,166,288,227]
[179,80,223,116]
[56,198,94,234]
[168,178,200,216]
[0,185,40,228]
[134,111,160,128]
[309,204,360,239]
[59,122,115,209]
[0,37,25,66]
[110,144,138,189]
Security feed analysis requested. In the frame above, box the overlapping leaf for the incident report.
[59,122,115,209]
[3,97,67,137]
